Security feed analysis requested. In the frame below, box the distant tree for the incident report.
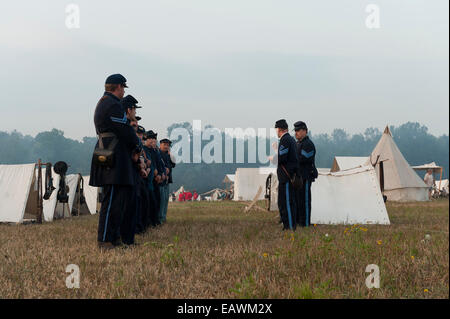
[0,122,448,193]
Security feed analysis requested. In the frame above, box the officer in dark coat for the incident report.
[116,95,139,245]
[89,74,142,250]
[275,119,298,231]
[294,121,317,227]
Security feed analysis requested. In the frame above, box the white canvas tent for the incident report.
[54,174,98,218]
[233,167,276,201]
[367,126,428,201]
[311,166,390,224]
[331,156,369,172]
[266,165,390,224]
[0,164,36,223]
[82,176,99,215]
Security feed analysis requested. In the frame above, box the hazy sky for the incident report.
[0,0,448,140]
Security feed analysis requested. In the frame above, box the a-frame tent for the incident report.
[367,126,428,201]
[0,164,36,223]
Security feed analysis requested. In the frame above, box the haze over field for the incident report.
[0,0,448,140]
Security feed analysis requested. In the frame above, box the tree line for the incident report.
[1,122,448,193]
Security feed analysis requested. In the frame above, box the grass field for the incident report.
[0,199,448,298]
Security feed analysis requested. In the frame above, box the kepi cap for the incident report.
[105,74,128,88]
[294,121,307,131]
[275,119,288,129]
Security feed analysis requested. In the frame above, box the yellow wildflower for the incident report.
[411,255,415,260]
[424,289,429,292]
[263,253,268,258]
[377,240,382,245]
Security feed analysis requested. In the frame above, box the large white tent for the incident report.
[0,164,36,223]
[331,156,369,172]
[233,167,275,201]
[367,126,428,201]
[265,165,390,224]
[311,166,390,224]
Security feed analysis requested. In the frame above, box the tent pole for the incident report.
[37,159,43,224]
[379,161,385,193]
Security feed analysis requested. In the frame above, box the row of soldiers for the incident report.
[89,74,175,250]
[275,119,318,231]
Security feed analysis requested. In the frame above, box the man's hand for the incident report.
[166,168,169,174]
[132,152,139,162]
[139,168,148,178]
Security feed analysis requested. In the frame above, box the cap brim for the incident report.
[135,105,142,108]
[123,83,128,88]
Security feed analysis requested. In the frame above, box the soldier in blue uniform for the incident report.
[275,119,298,231]
[159,138,176,223]
[89,74,142,250]
[135,125,151,233]
[143,130,158,227]
[146,130,165,225]
[293,121,318,227]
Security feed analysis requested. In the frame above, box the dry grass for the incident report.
[0,199,448,298]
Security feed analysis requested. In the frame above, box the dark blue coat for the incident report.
[277,132,299,184]
[296,135,317,181]
[160,150,176,184]
[89,92,141,186]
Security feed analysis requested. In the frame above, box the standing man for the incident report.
[143,130,159,227]
[119,95,143,244]
[159,138,176,223]
[146,130,165,225]
[423,169,435,200]
[294,121,317,227]
[89,74,142,250]
[135,125,151,233]
[275,119,298,231]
